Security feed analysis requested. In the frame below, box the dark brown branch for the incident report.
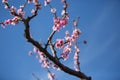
[23,19,91,80]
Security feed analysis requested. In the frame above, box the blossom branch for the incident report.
[23,18,91,80]
[1,0,91,80]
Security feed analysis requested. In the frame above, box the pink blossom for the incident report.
[71,35,76,42]
[4,5,9,9]
[51,8,56,13]
[73,21,78,26]
[61,10,65,15]
[2,0,8,3]
[61,0,65,3]
[60,16,69,27]
[48,72,55,80]
[33,46,38,53]
[44,0,51,6]
[52,23,61,31]
[11,16,19,25]
[4,19,12,25]
[17,8,25,17]
[55,39,64,49]
[10,6,16,13]
[52,17,61,31]
[20,5,24,9]
[44,1,47,6]
[53,17,60,23]
[74,46,80,53]
[52,17,68,31]
[31,9,36,14]
[73,29,81,37]
[60,18,67,26]
[65,31,71,42]
[52,64,60,70]
[61,52,69,60]
[38,51,50,68]
[63,45,72,53]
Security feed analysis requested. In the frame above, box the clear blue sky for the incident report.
[0,0,120,80]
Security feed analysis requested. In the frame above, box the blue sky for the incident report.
[0,0,120,80]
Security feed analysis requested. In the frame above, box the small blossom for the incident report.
[20,5,24,10]
[61,10,65,16]
[52,64,60,70]
[31,9,36,14]
[4,5,9,9]
[38,51,50,68]
[63,45,72,53]
[11,16,19,25]
[60,18,68,26]
[2,0,8,3]
[4,19,12,25]
[17,8,25,17]
[72,29,81,39]
[75,46,80,53]
[61,0,65,3]
[48,72,55,80]
[51,8,56,13]
[44,0,51,6]
[10,6,16,12]
[73,20,78,26]
[33,46,38,53]
[53,17,60,23]
[55,39,64,49]
[61,52,69,60]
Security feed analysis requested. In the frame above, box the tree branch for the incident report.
[23,19,91,80]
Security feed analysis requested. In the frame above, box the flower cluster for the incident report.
[28,45,63,80]
[1,16,19,28]
[52,16,68,31]
[31,46,51,68]
[55,29,81,60]
[38,51,51,68]
[65,29,81,43]
[72,29,81,41]
[29,46,60,70]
